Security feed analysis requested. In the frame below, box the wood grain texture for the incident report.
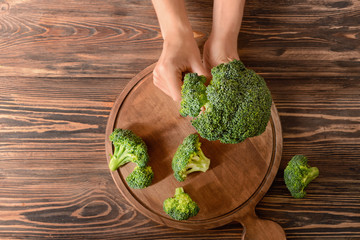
[1,0,360,239]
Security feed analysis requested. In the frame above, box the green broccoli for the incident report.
[163,187,199,220]
[180,73,208,118]
[109,128,149,171]
[172,133,210,182]
[284,155,319,198]
[126,166,154,189]
[180,60,272,144]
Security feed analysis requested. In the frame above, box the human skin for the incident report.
[203,0,245,72]
[151,0,207,101]
[152,0,245,101]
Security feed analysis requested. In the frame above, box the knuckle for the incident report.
[153,77,159,86]
[156,63,168,75]
[152,75,161,87]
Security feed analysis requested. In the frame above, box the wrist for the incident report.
[210,0,245,45]
[208,32,238,52]
[162,24,194,41]
[152,0,194,41]
[209,29,238,44]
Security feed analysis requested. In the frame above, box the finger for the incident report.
[153,67,172,98]
[203,57,212,76]
[164,68,182,102]
[191,62,208,76]
[190,60,211,84]
[153,64,182,102]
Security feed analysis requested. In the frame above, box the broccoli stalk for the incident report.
[184,150,210,176]
[109,143,134,171]
[172,134,210,182]
[109,128,149,171]
[302,166,319,187]
[284,155,319,198]
[163,187,199,221]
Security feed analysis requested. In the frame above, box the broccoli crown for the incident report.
[180,60,272,144]
[172,133,210,182]
[180,73,208,118]
[284,155,319,198]
[109,128,149,171]
[163,187,199,220]
[126,166,154,189]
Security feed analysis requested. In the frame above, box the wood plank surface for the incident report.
[1,0,359,239]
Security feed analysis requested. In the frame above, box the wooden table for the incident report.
[1,0,359,239]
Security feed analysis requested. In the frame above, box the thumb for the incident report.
[191,60,211,84]
[164,67,183,102]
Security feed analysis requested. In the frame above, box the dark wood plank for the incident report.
[1,0,360,239]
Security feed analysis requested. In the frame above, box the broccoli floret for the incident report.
[163,187,199,220]
[180,60,272,144]
[172,133,210,182]
[109,128,149,171]
[126,166,154,189]
[284,155,319,198]
[180,73,208,117]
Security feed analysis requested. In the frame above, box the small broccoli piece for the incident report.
[172,133,210,182]
[180,59,272,144]
[284,155,319,198]
[163,187,199,220]
[180,73,208,117]
[126,166,154,189]
[109,128,149,171]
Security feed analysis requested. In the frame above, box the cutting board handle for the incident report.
[237,210,286,240]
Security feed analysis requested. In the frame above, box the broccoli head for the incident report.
[126,166,154,189]
[180,73,208,118]
[109,128,149,171]
[180,60,272,144]
[284,155,319,198]
[172,133,210,182]
[163,187,199,220]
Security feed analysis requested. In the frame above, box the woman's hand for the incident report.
[151,0,245,100]
[203,35,240,73]
[152,0,207,101]
[203,0,245,71]
[153,34,207,101]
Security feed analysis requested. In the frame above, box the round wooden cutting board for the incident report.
[105,64,286,240]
